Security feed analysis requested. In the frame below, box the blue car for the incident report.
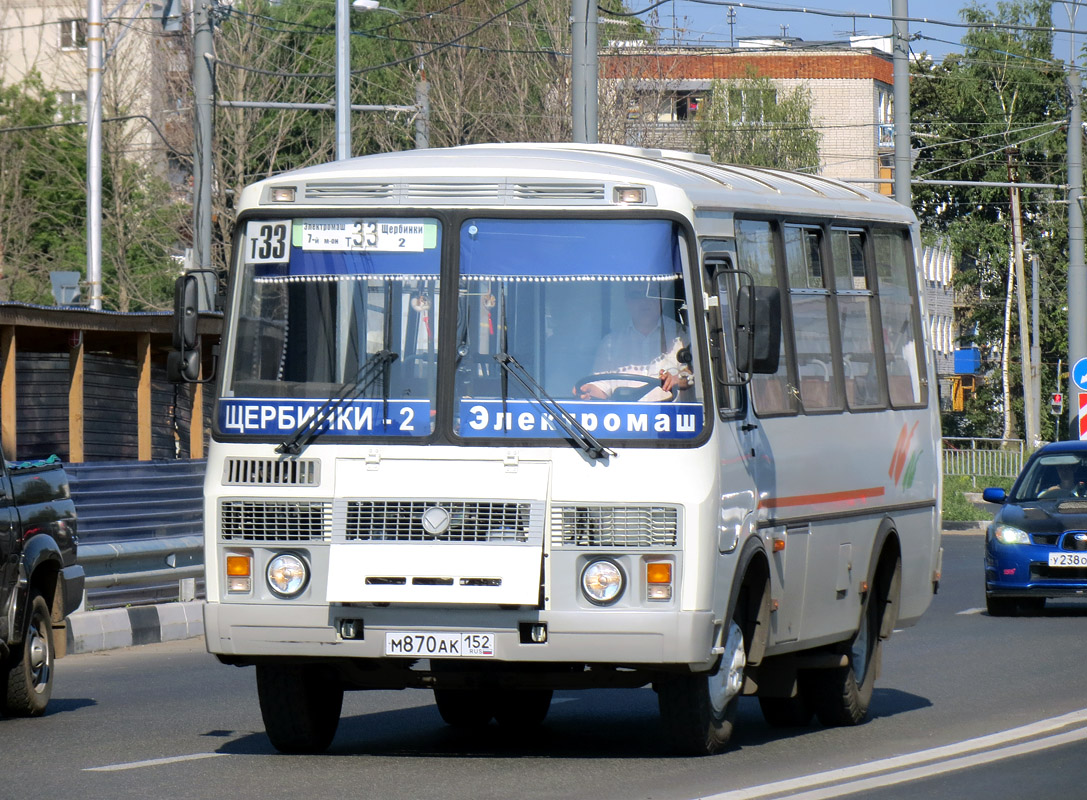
[982,440,1087,616]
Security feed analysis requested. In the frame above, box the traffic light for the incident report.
[1052,392,1064,416]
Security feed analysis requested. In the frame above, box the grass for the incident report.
[942,474,1013,522]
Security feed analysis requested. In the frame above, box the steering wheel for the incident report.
[573,372,677,402]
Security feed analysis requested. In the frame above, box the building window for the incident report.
[55,90,86,121]
[59,18,87,49]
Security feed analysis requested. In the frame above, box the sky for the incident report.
[637,1,1085,62]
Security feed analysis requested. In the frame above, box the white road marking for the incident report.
[699,708,1087,800]
[956,607,984,615]
[85,752,227,772]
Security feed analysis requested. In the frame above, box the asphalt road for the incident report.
[5,531,1087,800]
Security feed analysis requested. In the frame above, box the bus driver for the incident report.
[575,282,692,402]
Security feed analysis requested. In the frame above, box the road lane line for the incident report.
[85,753,227,772]
[699,708,1087,800]
[741,727,1087,800]
[956,607,984,615]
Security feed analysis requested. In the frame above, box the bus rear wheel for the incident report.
[802,591,880,727]
[433,688,496,728]
[494,689,552,731]
[256,663,343,753]
[657,619,747,755]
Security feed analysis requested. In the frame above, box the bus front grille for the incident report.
[223,458,320,487]
[220,499,333,542]
[550,505,679,548]
[344,500,539,543]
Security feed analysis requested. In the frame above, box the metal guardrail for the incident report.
[943,437,1025,482]
[68,459,207,610]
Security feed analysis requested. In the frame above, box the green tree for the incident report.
[0,74,87,304]
[693,71,820,170]
[910,0,1066,440]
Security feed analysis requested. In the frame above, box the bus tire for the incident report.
[803,591,880,727]
[3,592,54,717]
[255,663,343,754]
[758,695,813,728]
[494,689,552,730]
[985,593,1017,616]
[657,617,747,755]
[433,688,496,728]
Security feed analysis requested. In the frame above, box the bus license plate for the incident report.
[384,631,495,658]
[1048,552,1087,567]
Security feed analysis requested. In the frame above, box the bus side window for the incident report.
[873,229,926,407]
[784,225,842,413]
[736,220,796,416]
[830,229,884,409]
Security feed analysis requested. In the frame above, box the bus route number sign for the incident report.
[300,219,426,253]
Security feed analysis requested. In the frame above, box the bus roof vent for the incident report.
[304,182,395,200]
[404,182,502,200]
[513,182,606,201]
[223,457,320,487]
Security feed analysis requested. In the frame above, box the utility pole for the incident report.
[571,0,598,143]
[193,0,214,272]
[1068,31,1085,439]
[336,0,350,159]
[1032,252,1042,443]
[891,0,911,208]
[86,0,103,309]
[1008,148,1037,448]
[415,58,429,149]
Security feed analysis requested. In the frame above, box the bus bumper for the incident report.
[204,602,718,670]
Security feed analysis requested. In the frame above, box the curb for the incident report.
[66,601,204,655]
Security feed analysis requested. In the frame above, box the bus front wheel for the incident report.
[657,619,747,755]
[256,663,343,753]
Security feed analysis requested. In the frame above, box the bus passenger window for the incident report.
[784,226,841,412]
[874,229,925,406]
[736,220,796,415]
[831,229,882,409]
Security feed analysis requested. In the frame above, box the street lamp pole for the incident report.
[336,0,351,159]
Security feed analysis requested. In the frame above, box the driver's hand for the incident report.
[660,368,691,393]
[575,383,608,400]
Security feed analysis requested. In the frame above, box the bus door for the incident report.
[703,243,760,612]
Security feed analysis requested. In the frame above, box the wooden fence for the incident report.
[0,303,220,462]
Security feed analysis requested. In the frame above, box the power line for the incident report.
[601,1,1080,36]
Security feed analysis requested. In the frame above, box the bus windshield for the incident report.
[220,216,703,443]
[224,218,442,437]
[454,218,702,442]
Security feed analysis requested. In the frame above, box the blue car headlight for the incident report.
[991,524,1030,545]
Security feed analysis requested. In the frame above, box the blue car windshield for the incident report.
[1011,453,1087,501]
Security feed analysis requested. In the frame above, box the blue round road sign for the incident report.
[1074,358,1087,392]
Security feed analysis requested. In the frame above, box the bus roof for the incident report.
[238,142,917,226]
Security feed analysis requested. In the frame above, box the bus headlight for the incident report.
[267,553,308,597]
[581,559,624,605]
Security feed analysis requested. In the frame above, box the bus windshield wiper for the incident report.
[493,353,613,461]
[276,349,398,455]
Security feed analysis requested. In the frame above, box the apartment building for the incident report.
[0,0,189,180]
[601,36,896,190]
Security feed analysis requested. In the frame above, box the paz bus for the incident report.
[171,143,942,756]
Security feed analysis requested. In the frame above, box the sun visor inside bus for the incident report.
[459,219,681,280]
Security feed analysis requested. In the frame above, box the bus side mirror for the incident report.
[736,285,781,374]
[168,271,214,383]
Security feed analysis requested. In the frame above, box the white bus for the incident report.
[173,143,942,756]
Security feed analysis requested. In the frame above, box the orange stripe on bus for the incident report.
[759,486,886,509]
